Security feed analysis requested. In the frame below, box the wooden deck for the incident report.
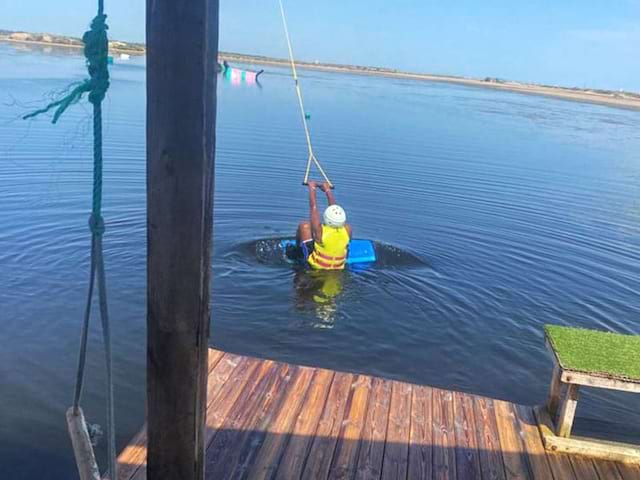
[116,349,640,480]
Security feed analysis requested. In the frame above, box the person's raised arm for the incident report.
[320,182,337,205]
[308,181,323,243]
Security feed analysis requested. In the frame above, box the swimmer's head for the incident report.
[323,205,346,228]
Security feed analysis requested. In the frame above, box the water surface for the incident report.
[1,43,640,479]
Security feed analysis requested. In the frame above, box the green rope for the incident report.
[22,81,92,123]
[23,14,110,127]
[25,8,116,480]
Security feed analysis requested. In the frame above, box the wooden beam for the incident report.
[536,407,640,465]
[560,370,640,394]
[66,407,101,480]
[145,0,219,477]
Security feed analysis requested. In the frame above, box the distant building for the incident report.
[9,32,31,41]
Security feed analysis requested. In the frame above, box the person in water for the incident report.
[296,181,352,270]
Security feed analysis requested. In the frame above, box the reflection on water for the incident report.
[2,43,640,479]
[4,41,81,57]
[293,269,345,328]
[220,62,263,88]
[241,236,428,328]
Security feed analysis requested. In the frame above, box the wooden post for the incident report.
[146,0,219,478]
[556,384,579,438]
[546,365,563,419]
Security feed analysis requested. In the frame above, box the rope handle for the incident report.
[302,181,335,189]
[303,153,333,188]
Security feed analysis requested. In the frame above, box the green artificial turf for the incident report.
[545,325,640,381]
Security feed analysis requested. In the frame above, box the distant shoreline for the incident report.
[223,53,640,111]
[2,30,640,111]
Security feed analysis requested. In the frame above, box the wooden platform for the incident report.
[116,349,640,479]
[538,328,640,464]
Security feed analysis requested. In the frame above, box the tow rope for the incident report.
[278,0,334,187]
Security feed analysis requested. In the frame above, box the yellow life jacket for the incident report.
[308,225,350,270]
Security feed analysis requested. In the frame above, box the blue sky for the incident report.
[2,0,639,90]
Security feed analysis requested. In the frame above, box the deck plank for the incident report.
[203,355,263,446]
[205,360,287,479]
[494,399,531,480]
[246,366,316,480]
[433,388,457,480]
[453,391,482,480]
[593,460,625,480]
[513,404,556,480]
[223,364,303,479]
[473,396,507,480]
[205,353,243,409]
[116,426,147,480]
[531,406,579,480]
[381,381,412,480]
[617,462,640,480]
[328,375,373,480]
[568,456,599,480]
[117,349,229,480]
[355,377,392,480]
[275,369,335,480]
[407,385,433,480]
[546,452,579,480]
[301,372,354,479]
[129,355,256,480]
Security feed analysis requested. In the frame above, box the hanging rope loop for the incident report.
[24,4,115,480]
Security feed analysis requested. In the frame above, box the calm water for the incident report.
[2,43,640,479]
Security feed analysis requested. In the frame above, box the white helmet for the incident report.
[323,205,346,227]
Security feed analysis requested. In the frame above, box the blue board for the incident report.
[279,239,376,265]
[346,239,377,264]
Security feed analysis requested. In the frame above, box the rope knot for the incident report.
[83,14,110,105]
[22,14,110,122]
[89,214,106,236]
